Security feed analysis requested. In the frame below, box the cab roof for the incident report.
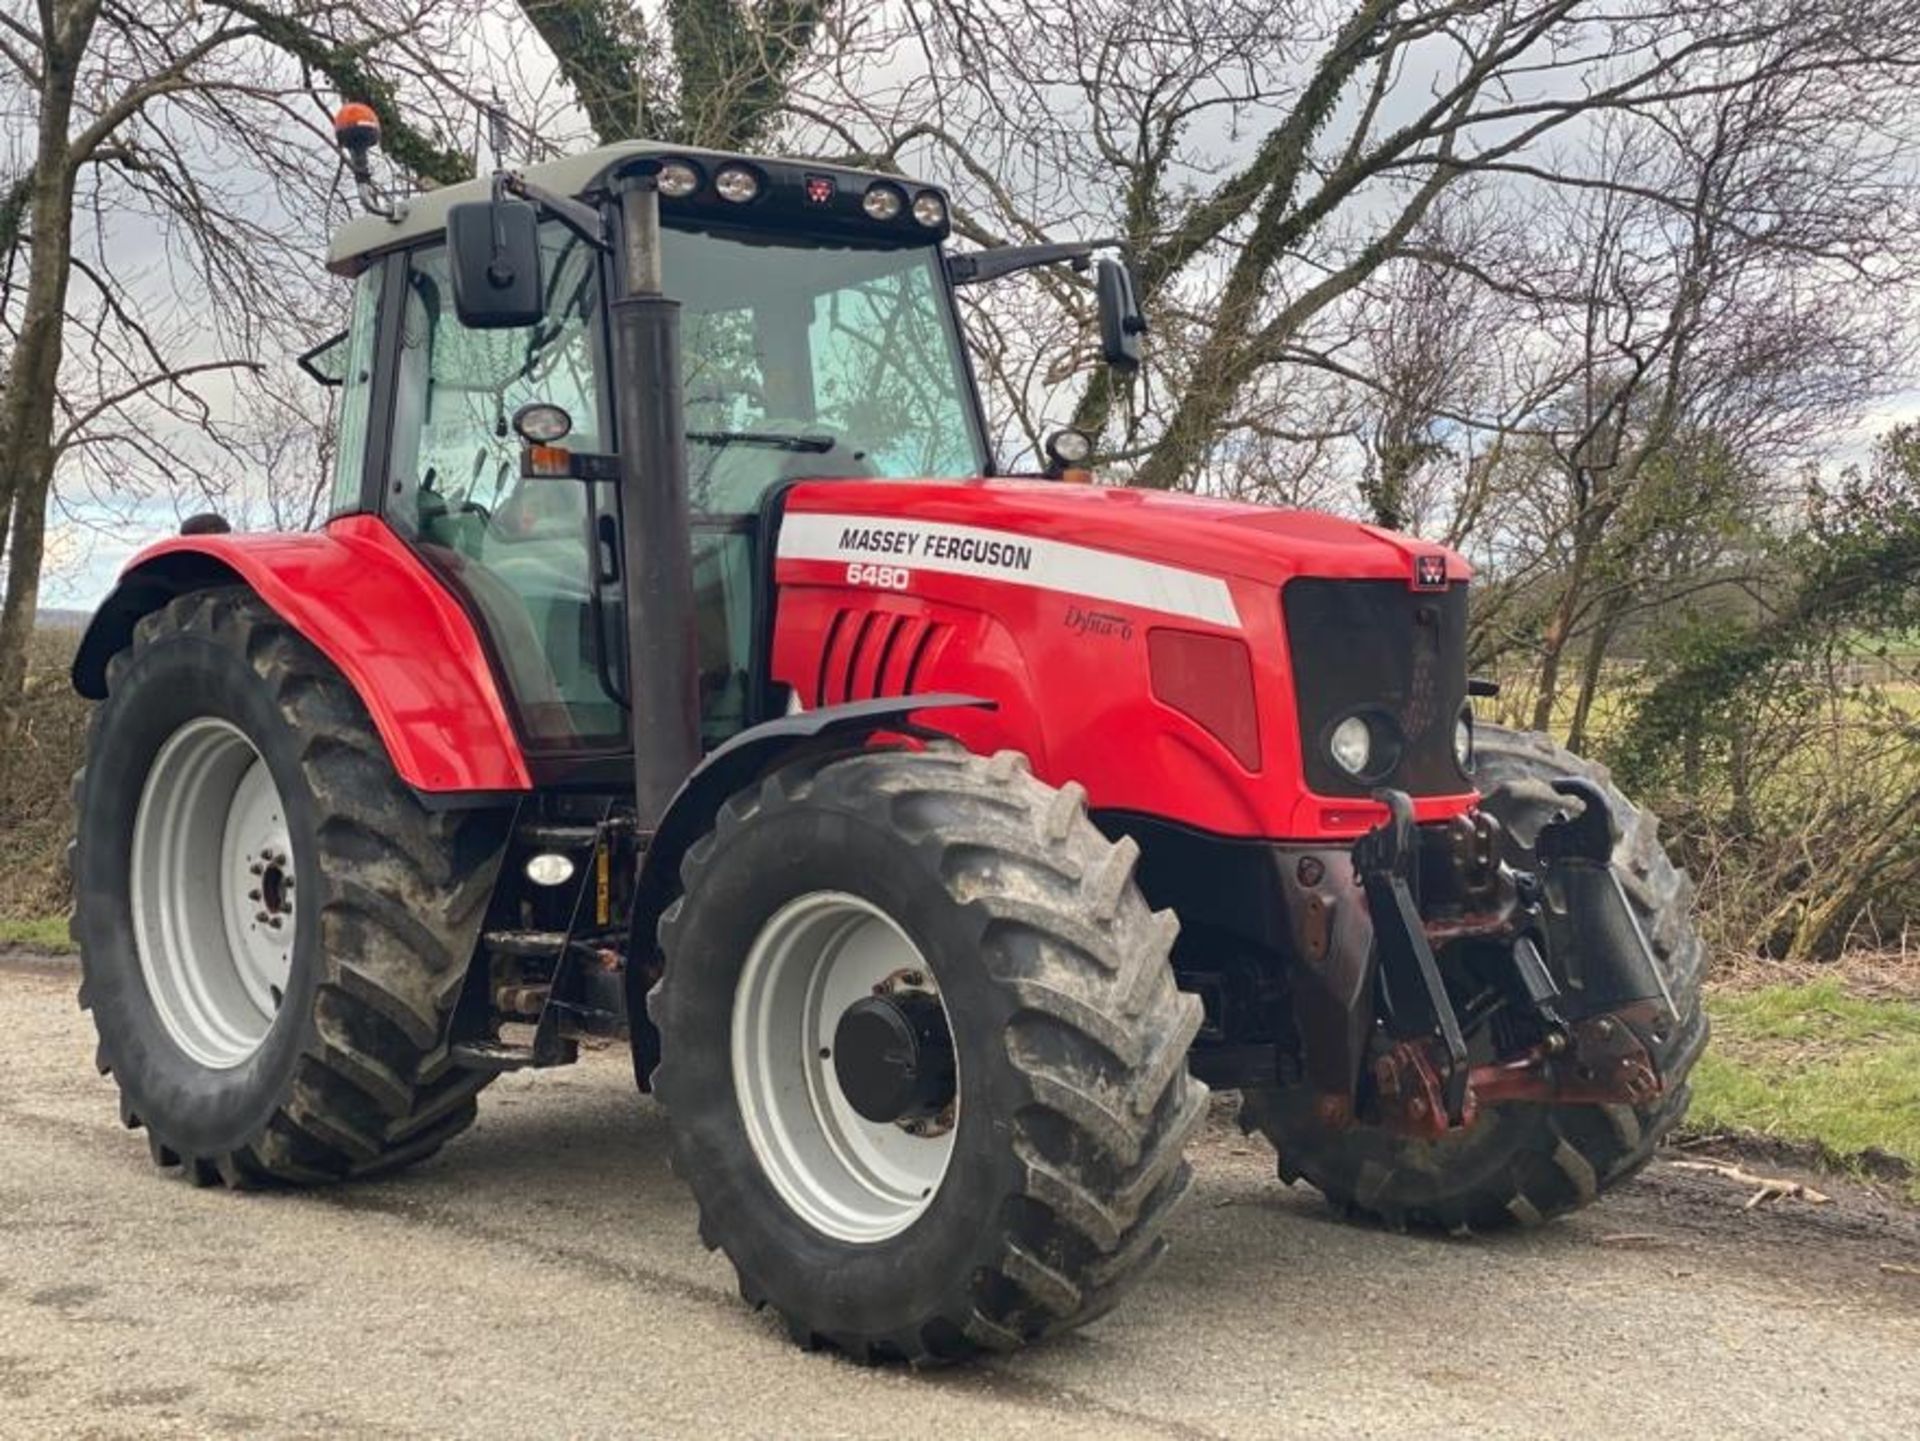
[326,139,945,276]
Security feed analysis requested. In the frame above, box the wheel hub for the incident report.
[731,891,961,1243]
[832,992,956,1125]
[130,717,294,1069]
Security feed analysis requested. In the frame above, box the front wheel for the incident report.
[1241,724,1708,1229]
[649,746,1207,1363]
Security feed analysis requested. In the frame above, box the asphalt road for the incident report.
[2,952,1917,1440]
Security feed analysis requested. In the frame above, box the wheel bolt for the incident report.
[248,889,261,902]
[267,917,283,930]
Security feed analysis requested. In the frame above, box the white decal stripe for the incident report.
[777,512,1242,630]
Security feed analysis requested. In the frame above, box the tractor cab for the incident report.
[313,142,1118,764]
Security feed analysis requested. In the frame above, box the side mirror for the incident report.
[447,197,543,329]
[1095,257,1145,372]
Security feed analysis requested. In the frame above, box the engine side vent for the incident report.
[814,609,949,706]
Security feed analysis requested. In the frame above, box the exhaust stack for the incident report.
[609,165,702,832]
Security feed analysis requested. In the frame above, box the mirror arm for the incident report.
[495,171,609,252]
[948,236,1126,286]
[296,329,349,388]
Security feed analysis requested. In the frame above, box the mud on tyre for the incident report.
[1241,724,1709,1229]
[71,586,510,1186]
[649,745,1208,1363]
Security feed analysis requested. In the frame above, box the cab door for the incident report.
[382,221,627,752]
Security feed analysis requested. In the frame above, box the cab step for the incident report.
[448,1038,539,1073]
[514,816,640,851]
[484,928,571,958]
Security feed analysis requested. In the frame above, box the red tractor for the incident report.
[69,124,1704,1363]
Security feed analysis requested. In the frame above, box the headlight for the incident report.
[714,164,760,203]
[862,183,904,220]
[657,159,700,198]
[911,191,947,228]
[525,853,576,887]
[1455,709,1474,774]
[1330,715,1372,777]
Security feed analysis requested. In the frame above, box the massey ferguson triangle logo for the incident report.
[1414,554,1448,589]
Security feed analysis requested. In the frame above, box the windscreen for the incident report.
[660,226,989,518]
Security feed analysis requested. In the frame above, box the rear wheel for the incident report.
[650,746,1207,1362]
[72,587,511,1186]
[1241,724,1708,1229]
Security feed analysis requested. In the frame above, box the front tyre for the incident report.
[72,588,511,1186]
[650,747,1207,1363]
[1241,724,1708,1229]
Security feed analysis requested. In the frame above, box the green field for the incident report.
[0,914,73,953]
[1689,979,1920,1201]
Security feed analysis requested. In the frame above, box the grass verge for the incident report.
[0,915,74,954]
[1689,979,1920,1202]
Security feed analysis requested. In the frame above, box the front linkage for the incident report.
[1330,783,1675,1142]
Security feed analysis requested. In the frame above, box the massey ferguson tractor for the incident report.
[68,115,1705,1363]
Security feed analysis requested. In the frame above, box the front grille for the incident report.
[1282,578,1470,797]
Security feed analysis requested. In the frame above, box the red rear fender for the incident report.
[72,516,531,795]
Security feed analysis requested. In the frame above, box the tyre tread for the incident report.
[654,744,1205,1363]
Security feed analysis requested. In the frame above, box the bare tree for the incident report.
[778,1,1918,485]
[518,0,833,151]
[0,0,479,745]
[1452,71,1918,736]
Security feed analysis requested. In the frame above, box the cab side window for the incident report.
[326,260,385,518]
[386,225,622,747]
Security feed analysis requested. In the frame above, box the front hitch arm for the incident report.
[1352,789,1472,1125]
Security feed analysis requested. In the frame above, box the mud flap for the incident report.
[1534,779,1676,1025]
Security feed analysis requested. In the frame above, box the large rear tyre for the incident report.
[71,587,511,1186]
[649,746,1207,1363]
[1241,724,1708,1229]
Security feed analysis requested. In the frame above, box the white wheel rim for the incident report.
[129,718,295,1068]
[731,891,959,1244]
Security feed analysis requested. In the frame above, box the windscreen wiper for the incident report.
[687,430,836,453]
